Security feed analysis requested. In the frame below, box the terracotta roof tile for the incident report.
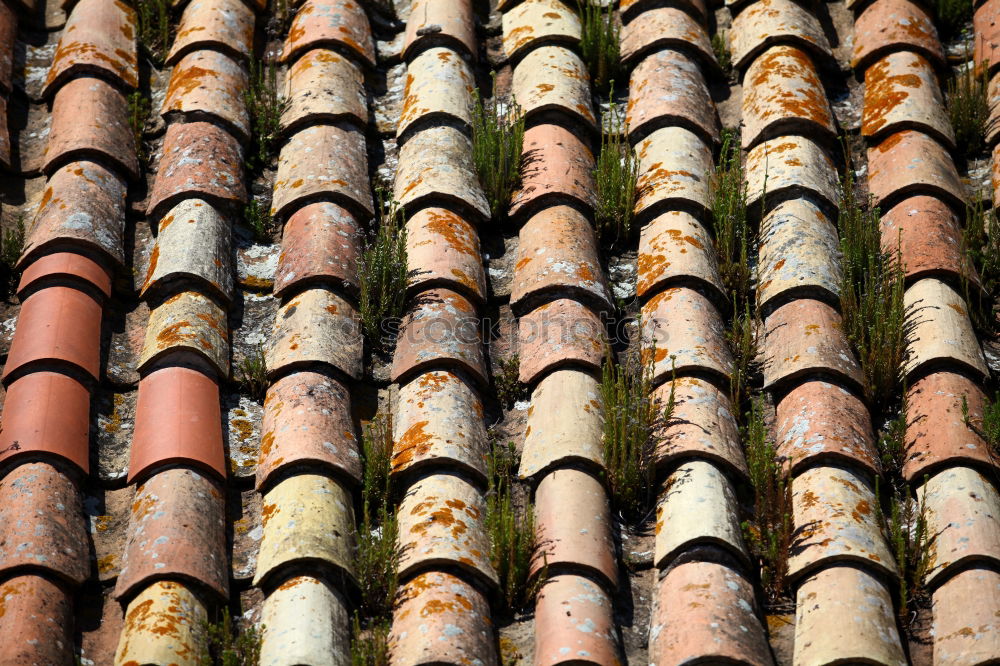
[976,0,1000,75]
[931,567,1000,664]
[274,201,361,299]
[512,45,596,130]
[403,0,477,61]
[853,0,943,71]
[114,580,208,665]
[867,130,964,211]
[139,290,230,377]
[620,7,715,71]
[161,50,251,142]
[405,207,486,302]
[17,250,111,297]
[398,46,474,139]
[259,576,351,665]
[510,123,596,221]
[0,2,13,94]
[634,125,713,220]
[637,210,724,304]
[988,69,1000,146]
[115,467,228,601]
[533,574,619,666]
[281,48,367,135]
[0,461,89,584]
[903,277,988,380]
[281,0,375,68]
[392,369,489,484]
[267,287,362,381]
[257,371,361,490]
[254,473,356,587]
[745,135,839,215]
[729,0,831,74]
[880,194,974,286]
[641,286,733,384]
[621,0,707,24]
[166,0,255,65]
[0,575,74,665]
[626,48,719,146]
[501,0,580,62]
[517,298,605,384]
[862,51,954,148]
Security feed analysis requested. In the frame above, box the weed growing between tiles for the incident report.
[965,392,1000,455]
[493,354,527,409]
[0,215,24,298]
[359,189,408,351]
[127,91,152,169]
[352,413,399,665]
[946,57,990,158]
[200,607,263,665]
[712,31,732,79]
[243,198,278,243]
[266,0,293,41]
[236,343,268,402]
[594,98,640,250]
[471,86,525,221]
[961,194,1000,333]
[486,440,540,612]
[931,0,974,43]
[577,0,621,93]
[244,55,289,170]
[136,0,172,66]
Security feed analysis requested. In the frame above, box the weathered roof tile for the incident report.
[881,195,973,286]
[161,50,250,142]
[405,207,486,303]
[641,286,733,384]
[17,251,112,298]
[620,7,715,71]
[637,210,724,304]
[274,201,362,299]
[267,287,363,381]
[403,0,477,61]
[281,0,375,68]
[853,0,943,71]
[398,46,474,139]
[862,51,954,148]
[621,0,707,24]
[867,130,964,211]
[534,574,618,666]
[114,581,208,665]
[729,0,831,74]
[518,298,605,384]
[627,48,718,146]
[746,135,839,215]
[510,123,596,221]
[932,567,1000,665]
[167,0,255,65]
[903,277,988,380]
[634,125,713,220]
[260,577,351,666]
[502,0,580,62]
[282,48,367,134]
[391,288,485,385]
[0,576,74,666]
[139,290,230,377]
[0,371,90,473]
[512,45,596,130]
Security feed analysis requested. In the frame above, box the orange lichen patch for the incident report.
[392,420,433,471]
[97,554,117,574]
[261,503,279,527]
[164,64,216,103]
[230,419,253,442]
[862,55,924,136]
[421,210,478,255]
[873,130,906,154]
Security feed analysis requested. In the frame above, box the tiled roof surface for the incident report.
[0,0,998,663]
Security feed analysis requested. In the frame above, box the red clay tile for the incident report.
[161,50,250,142]
[21,160,127,268]
[534,468,618,589]
[903,371,993,481]
[267,287,363,380]
[166,0,254,65]
[272,123,372,221]
[626,48,718,146]
[44,77,138,180]
[757,198,841,308]
[274,201,362,299]
[620,7,715,71]
[254,473,356,588]
[0,371,91,473]
[921,466,1000,586]
[395,125,490,223]
[519,368,605,479]
[42,0,138,98]
[17,250,112,297]
[396,472,498,589]
[868,130,964,211]
[932,567,1000,665]
[636,210,724,304]
[976,0,1000,75]
[282,48,366,135]
[405,207,485,302]
[518,298,605,384]
[641,286,733,384]
[391,288,485,385]
[115,467,228,601]
[762,298,863,391]
[139,290,230,377]
[729,0,831,73]
[655,460,746,568]
[653,376,749,480]
[904,277,988,380]
[398,46,475,139]
[862,51,954,148]
[512,46,596,130]
[650,561,772,665]
[393,370,488,483]
[403,0,477,61]
[390,571,496,666]
[114,580,208,666]
[880,195,973,285]
[141,198,234,304]
[0,575,74,666]
[281,0,375,68]
[130,365,225,483]
[0,462,88,585]
[776,380,878,474]
[794,566,906,666]
[746,135,839,215]
[788,465,897,580]
[502,0,581,62]
[3,285,102,381]
[534,574,619,666]
[260,577,351,666]
[989,69,1000,146]
[634,126,713,220]
[257,371,361,490]
[146,121,245,220]
[0,3,13,94]
[853,0,944,71]
[741,45,835,150]
[510,123,596,221]
[511,205,610,314]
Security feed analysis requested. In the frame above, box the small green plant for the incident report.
[494,354,527,409]
[0,215,25,298]
[355,413,399,619]
[740,397,793,605]
[359,190,408,350]
[725,299,761,418]
[244,55,289,169]
[485,440,539,612]
[876,477,932,623]
[963,392,1000,456]
[350,616,390,666]
[947,59,990,157]
[932,0,973,43]
[471,86,525,220]
[266,0,294,41]
[127,91,151,168]
[961,193,1000,333]
[236,344,268,402]
[875,402,908,479]
[838,151,909,414]
[136,0,171,66]
[712,31,732,76]
[601,347,675,523]
[594,98,640,248]
[244,198,277,243]
[577,0,620,92]
[200,608,262,666]
[710,128,754,312]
